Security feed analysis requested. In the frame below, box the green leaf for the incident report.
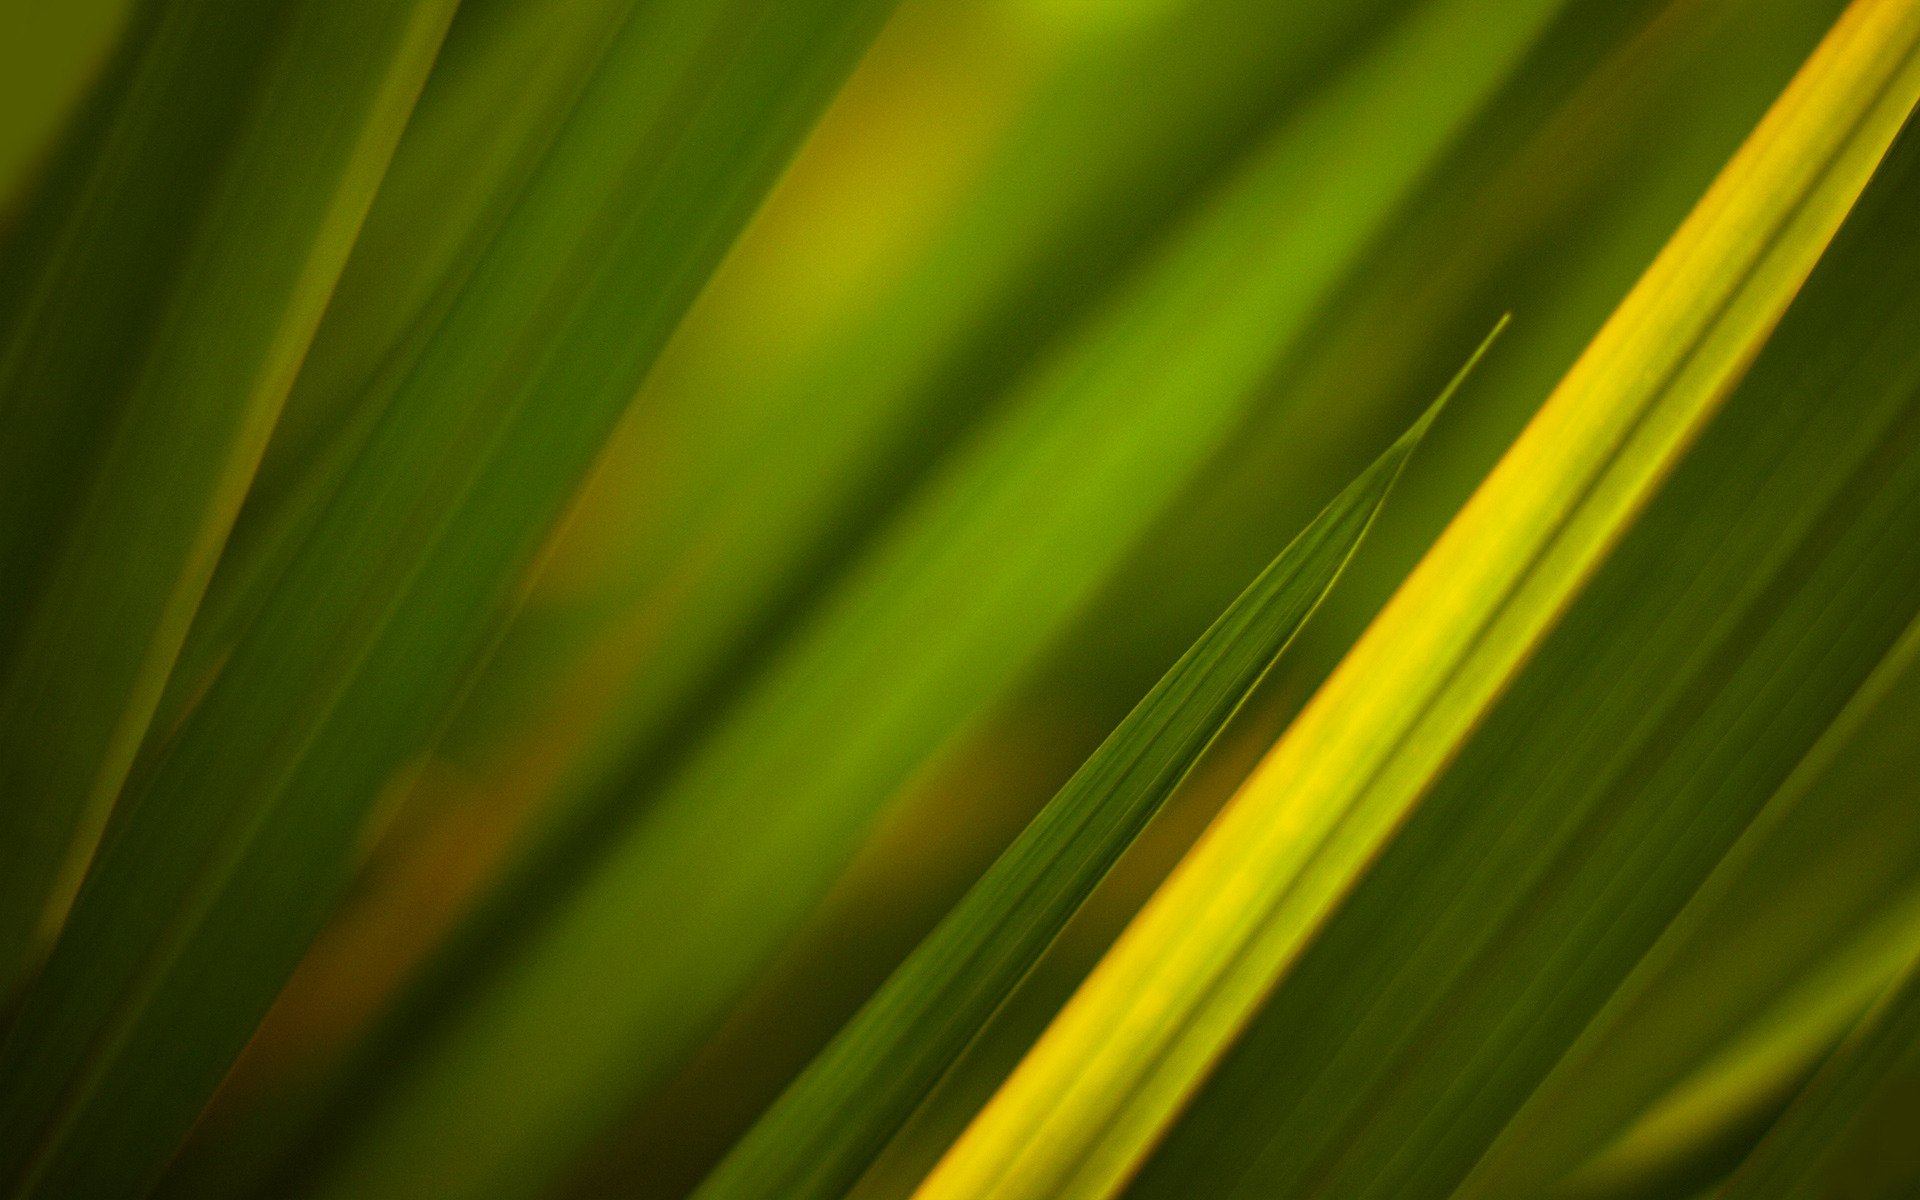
[1715,947,1920,1198]
[435,0,1422,859]
[0,2,900,1197]
[0,0,130,213]
[821,3,1856,1191]
[0,0,458,997]
[695,335,1489,1200]
[275,3,1563,1197]
[150,0,651,730]
[911,2,1920,1195]
[1123,56,1920,1200]
[1462,614,1920,1199]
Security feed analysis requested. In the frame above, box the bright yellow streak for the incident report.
[910,1,1920,1197]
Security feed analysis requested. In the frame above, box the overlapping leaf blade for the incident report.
[812,1,1858,1191]
[150,0,648,728]
[276,2,1565,1196]
[4,2,1918,1199]
[695,350,1484,1200]
[1461,615,1920,1199]
[1130,42,1920,1200]
[0,2,900,1197]
[210,0,1433,1063]
[1716,947,1920,1198]
[438,0,1420,863]
[0,0,458,998]
[912,3,1920,1195]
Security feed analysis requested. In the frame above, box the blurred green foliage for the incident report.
[0,1,1917,1198]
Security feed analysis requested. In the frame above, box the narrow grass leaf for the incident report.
[695,336,1490,1200]
[1462,615,1920,1199]
[912,3,1920,1195]
[443,0,1420,868]
[282,4,1562,1197]
[1715,950,1920,1198]
[1119,104,1920,1200]
[0,0,457,996]
[149,0,648,729]
[0,3,899,1198]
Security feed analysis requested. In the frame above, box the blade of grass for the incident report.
[0,0,459,997]
[1460,615,1920,1199]
[1187,0,1847,671]
[278,4,1565,1197]
[230,0,1423,1044]
[695,335,1491,1200]
[0,3,901,1198]
[0,0,131,215]
[185,8,1773,1189]
[147,0,648,731]
[819,5,1854,1192]
[127,7,1449,1197]
[1566,907,1920,1199]
[911,3,1920,1195]
[1714,951,1920,1198]
[173,0,1411,777]
[1121,104,1920,1200]
[362,0,1425,871]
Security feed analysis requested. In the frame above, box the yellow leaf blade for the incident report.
[911,2,1920,1196]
